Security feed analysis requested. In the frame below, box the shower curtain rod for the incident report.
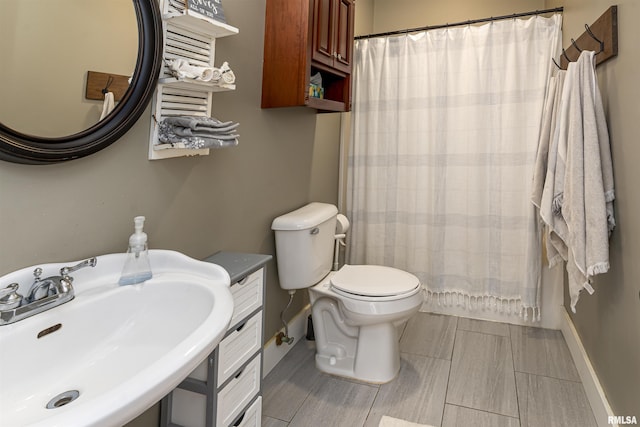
[354,7,564,40]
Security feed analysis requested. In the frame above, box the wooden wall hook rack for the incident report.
[559,5,618,69]
[85,71,131,102]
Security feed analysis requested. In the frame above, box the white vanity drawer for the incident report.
[231,396,262,427]
[218,310,263,385]
[217,355,261,427]
[229,269,263,328]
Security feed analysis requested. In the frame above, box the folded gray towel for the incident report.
[172,127,240,139]
[158,119,238,149]
[163,116,237,130]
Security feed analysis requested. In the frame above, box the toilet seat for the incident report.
[330,265,421,301]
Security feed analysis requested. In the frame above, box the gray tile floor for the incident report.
[262,313,598,427]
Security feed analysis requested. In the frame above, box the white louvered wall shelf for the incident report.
[149,0,239,160]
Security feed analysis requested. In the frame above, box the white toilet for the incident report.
[272,202,423,383]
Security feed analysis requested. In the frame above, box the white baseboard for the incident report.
[560,309,616,427]
[263,305,311,378]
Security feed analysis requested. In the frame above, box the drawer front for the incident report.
[217,355,261,427]
[218,311,263,385]
[229,269,264,327]
[231,396,262,427]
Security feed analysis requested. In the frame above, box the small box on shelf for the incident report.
[308,83,324,99]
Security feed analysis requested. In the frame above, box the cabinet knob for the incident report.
[338,54,342,60]
[333,52,338,58]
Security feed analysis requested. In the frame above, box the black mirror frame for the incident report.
[0,0,163,165]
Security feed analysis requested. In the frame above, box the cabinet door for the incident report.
[333,0,354,74]
[312,0,336,68]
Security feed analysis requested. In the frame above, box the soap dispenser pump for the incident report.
[118,216,153,286]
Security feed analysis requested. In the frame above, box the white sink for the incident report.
[0,250,233,427]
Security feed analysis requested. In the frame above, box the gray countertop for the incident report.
[203,251,273,283]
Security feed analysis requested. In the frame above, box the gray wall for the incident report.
[546,0,640,417]
[371,0,545,33]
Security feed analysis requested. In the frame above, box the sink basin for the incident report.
[0,250,233,427]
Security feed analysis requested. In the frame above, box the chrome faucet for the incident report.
[0,257,97,325]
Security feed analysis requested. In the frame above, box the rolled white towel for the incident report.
[210,67,222,82]
[199,68,215,82]
[166,58,215,81]
[219,61,236,84]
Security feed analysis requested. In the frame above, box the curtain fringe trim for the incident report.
[423,289,541,321]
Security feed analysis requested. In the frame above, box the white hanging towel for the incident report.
[539,69,571,268]
[532,71,567,267]
[100,91,115,120]
[541,50,615,312]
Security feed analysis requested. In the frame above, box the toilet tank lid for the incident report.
[272,202,338,231]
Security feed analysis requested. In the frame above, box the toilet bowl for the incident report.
[272,203,423,383]
[309,265,422,383]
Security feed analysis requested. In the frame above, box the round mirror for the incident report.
[0,1,139,138]
[0,0,163,164]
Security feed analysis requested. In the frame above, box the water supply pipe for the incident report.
[277,290,296,345]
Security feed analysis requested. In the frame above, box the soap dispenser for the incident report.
[119,216,153,286]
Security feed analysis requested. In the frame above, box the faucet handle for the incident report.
[0,283,23,310]
[0,283,19,298]
[59,257,98,276]
[33,267,43,281]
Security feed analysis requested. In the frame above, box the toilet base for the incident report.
[315,322,401,384]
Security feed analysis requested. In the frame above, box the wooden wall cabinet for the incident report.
[312,0,355,74]
[261,0,355,112]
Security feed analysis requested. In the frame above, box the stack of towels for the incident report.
[165,58,236,85]
[158,116,239,149]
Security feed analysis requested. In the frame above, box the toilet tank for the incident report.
[271,203,338,290]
